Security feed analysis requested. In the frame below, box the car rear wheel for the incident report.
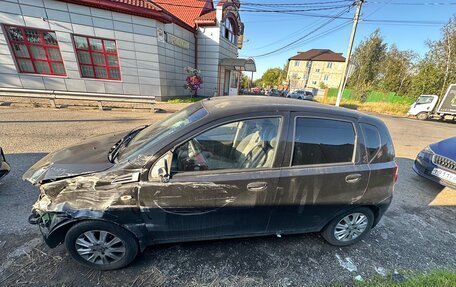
[321,207,374,246]
[65,221,139,270]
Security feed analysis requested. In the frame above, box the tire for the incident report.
[416,112,428,121]
[65,221,139,270]
[298,97,303,100]
[321,207,374,246]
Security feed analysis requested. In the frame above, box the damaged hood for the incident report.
[23,131,128,185]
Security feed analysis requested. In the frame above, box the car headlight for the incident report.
[423,146,435,154]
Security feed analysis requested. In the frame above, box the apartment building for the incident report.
[287,49,345,90]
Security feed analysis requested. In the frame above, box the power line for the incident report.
[240,20,352,58]
[251,8,351,50]
[250,8,353,58]
[206,0,354,5]
[366,1,456,5]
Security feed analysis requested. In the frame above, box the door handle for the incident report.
[247,182,268,192]
[345,174,362,184]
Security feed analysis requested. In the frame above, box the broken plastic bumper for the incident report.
[29,209,73,248]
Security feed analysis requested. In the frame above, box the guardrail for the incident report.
[0,88,155,111]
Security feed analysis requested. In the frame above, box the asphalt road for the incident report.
[0,105,455,286]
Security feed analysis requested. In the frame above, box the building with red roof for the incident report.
[0,0,254,100]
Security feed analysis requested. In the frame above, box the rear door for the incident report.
[268,113,370,233]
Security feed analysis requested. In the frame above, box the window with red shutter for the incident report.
[73,35,121,80]
[4,25,66,76]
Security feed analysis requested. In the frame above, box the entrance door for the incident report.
[229,71,240,96]
[139,116,286,242]
[223,69,230,95]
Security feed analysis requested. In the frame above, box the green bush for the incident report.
[327,88,414,104]
[328,88,352,100]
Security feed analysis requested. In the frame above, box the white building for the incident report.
[0,0,255,101]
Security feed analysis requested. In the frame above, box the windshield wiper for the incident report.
[108,125,148,163]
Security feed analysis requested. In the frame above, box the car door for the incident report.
[138,115,288,242]
[268,113,370,234]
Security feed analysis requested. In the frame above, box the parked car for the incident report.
[0,147,10,179]
[265,89,280,97]
[413,137,456,189]
[25,97,397,270]
[279,89,289,97]
[287,90,314,101]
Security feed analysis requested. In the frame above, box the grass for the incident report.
[320,97,410,116]
[351,270,456,287]
[166,96,205,104]
[327,88,415,105]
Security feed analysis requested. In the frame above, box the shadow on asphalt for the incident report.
[0,153,47,233]
[395,157,447,205]
[0,119,142,124]
[0,155,454,287]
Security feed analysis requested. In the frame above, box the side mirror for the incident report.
[158,167,170,183]
[149,151,173,182]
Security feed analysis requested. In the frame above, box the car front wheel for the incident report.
[321,207,374,246]
[416,112,428,121]
[65,221,139,270]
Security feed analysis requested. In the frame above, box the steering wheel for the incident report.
[189,139,209,169]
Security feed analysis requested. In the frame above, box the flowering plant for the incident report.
[184,67,203,97]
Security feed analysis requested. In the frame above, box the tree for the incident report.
[260,67,284,87]
[408,58,443,97]
[427,16,456,95]
[240,74,251,89]
[347,29,387,96]
[409,16,456,98]
[378,45,416,95]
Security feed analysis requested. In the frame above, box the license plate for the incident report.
[431,168,456,184]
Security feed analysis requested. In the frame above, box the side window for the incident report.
[416,96,434,105]
[360,123,381,162]
[172,118,281,173]
[292,118,355,166]
[4,25,66,75]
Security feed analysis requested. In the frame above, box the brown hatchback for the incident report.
[25,96,397,270]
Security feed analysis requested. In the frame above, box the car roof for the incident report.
[201,96,370,120]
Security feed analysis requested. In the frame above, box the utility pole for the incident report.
[335,0,363,107]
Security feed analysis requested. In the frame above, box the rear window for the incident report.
[292,118,356,166]
[360,123,381,162]
[360,122,395,163]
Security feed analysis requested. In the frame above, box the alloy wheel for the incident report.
[334,213,368,242]
[75,230,126,265]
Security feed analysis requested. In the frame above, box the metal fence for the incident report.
[0,88,155,110]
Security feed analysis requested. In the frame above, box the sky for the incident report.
[235,0,456,80]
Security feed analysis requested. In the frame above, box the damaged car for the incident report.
[0,147,11,179]
[25,97,397,270]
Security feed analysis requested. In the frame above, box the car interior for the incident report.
[171,118,280,173]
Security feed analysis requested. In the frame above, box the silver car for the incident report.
[287,90,314,101]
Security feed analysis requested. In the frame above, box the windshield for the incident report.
[416,96,434,105]
[118,103,208,160]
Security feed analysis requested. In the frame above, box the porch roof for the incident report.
[219,58,256,72]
